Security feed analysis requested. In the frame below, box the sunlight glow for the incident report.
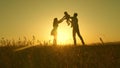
[57,28,71,45]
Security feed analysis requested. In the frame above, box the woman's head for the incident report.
[54,18,58,22]
[53,18,58,28]
[54,18,58,21]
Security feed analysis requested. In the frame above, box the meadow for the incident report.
[0,42,120,68]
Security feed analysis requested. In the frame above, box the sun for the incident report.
[57,28,71,45]
[50,21,73,45]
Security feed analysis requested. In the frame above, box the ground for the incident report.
[0,42,120,68]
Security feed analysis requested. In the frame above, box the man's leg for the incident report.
[77,29,85,45]
[73,29,76,45]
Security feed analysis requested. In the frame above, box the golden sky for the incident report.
[0,0,120,44]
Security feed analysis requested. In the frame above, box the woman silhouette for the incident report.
[51,18,64,45]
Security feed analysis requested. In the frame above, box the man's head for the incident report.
[74,13,78,17]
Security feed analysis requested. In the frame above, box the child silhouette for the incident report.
[63,11,70,26]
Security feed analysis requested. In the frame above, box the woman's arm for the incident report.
[58,17,65,23]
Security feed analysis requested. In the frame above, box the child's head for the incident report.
[64,11,68,15]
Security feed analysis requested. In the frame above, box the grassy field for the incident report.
[0,42,120,68]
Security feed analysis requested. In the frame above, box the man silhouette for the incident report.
[70,13,85,45]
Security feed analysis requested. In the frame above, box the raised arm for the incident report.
[58,17,65,24]
[69,17,73,27]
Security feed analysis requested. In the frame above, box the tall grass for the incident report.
[0,35,51,47]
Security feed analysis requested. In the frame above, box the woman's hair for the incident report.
[53,18,58,27]
[54,18,57,21]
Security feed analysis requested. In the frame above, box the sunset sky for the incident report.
[0,0,120,45]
